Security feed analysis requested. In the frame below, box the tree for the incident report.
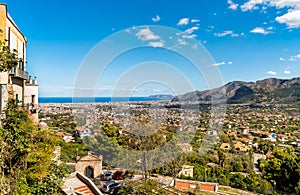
[26,128,61,182]
[244,173,272,194]
[60,142,88,162]
[28,163,71,195]
[0,30,18,72]
[257,140,273,154]
[0,99,70,194]
[218,149,226,168]
[0,99,34,192]
[229,173,247,190]
[260,147,300,194]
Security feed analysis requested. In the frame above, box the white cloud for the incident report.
[288,53,300,60]
[177,18,189,26]
[212,62,226,66]
[284,70,291,74]
[149,40,164,48]
[241,0,266,12]
[279,57,285,61]
[182,34,197,39]
[276,10,300,28]
[250,27,272,34]
[176,26,199,40]
[178,38,187,45]
[214,30,239,37]
[136,27,161,41]
[206,25,215,32]
[281,53,300,61]
[289,56,297,61]
[135,27,165,48]
[268,0,300,9]
[191,19,200,23]
[184,26,199,34]
[267,70,277,75]
[228,0,239,10]
[152,15,161,22]
[240,0,300,28]
[261,6,268,13]
[212,61,233,66]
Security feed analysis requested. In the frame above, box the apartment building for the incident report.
[0,3,38,122]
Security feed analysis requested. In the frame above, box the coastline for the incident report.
[38,97,165,104]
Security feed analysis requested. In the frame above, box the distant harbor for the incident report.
[39,97,165,104]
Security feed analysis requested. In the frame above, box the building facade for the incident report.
[0,3,38,123]
[75,152,103,179]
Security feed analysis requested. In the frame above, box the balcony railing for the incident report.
[9,68,28,80]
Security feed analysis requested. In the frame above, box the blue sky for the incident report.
[2,0,300,97]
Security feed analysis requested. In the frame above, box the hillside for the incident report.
[149,94,174,100]
[172,77,300,104]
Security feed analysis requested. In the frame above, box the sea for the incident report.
[39,97,163,104]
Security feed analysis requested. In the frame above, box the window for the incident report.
[19,59,24,70]
[31,95,35,104]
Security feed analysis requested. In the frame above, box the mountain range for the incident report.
[172,77,300,104]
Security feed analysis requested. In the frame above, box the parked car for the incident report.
[103,171,113,181]
[113,170,124,180]
[101,181,121,193]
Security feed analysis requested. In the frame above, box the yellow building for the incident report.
[0,3,38,122]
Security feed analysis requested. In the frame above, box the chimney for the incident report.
[33,77,37,85]
[28,76,32,84]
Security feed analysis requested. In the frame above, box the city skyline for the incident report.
[1,0,300,97]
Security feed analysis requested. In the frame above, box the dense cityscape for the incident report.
[37,99,300,194]
[1,0,300,194]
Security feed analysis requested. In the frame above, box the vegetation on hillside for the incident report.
[0,99,70,194]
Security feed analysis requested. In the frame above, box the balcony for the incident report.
[9,67,28,80]
[22,103,38,114]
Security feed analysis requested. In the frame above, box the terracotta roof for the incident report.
[75,127,88,131]
[277,134,288,138]
[228,132,236,137]
[55,132,70,137]
[207,163,219,167]
[74,185,94,195]
[251,130,271,136]
[93,129,101,133]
